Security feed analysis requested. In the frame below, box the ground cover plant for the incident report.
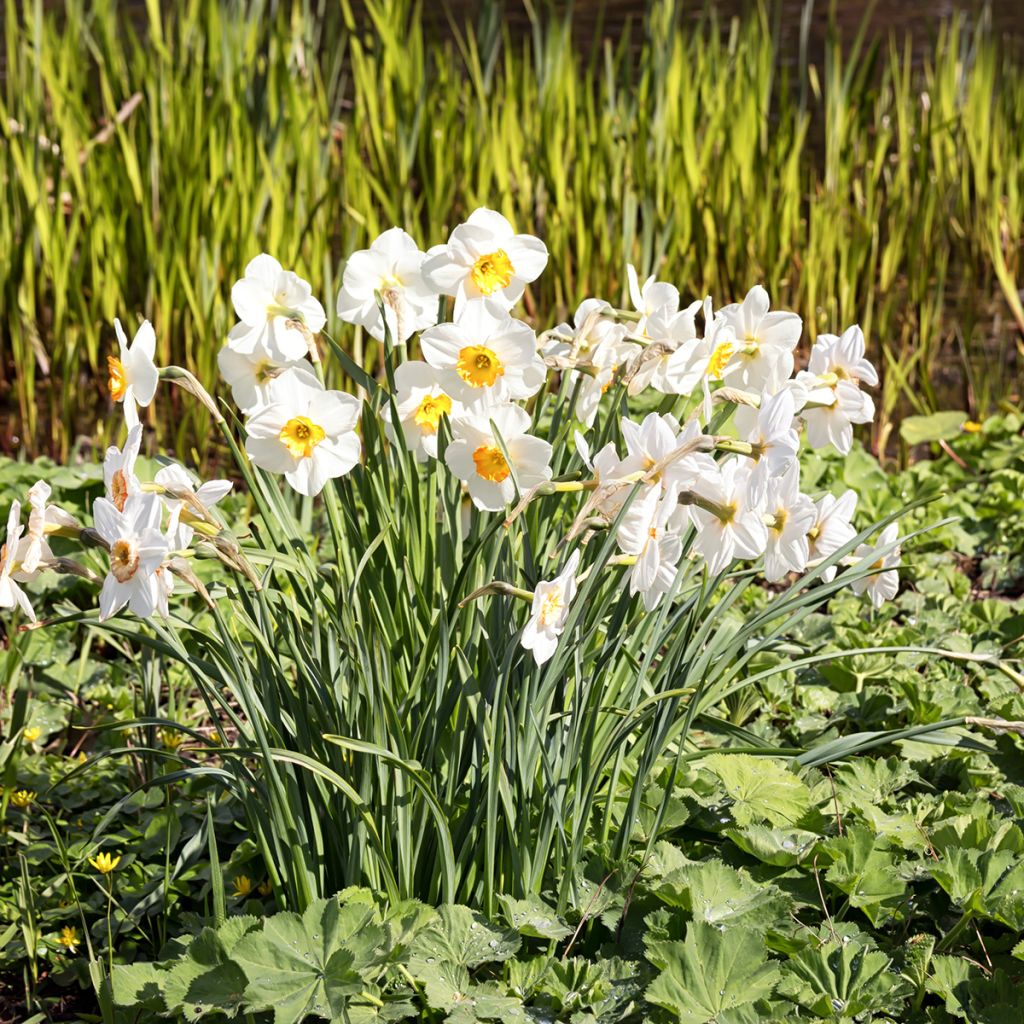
[2,0,1024,458]
[2,204,1024,1023]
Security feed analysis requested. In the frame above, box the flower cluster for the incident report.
[2,208,901,674]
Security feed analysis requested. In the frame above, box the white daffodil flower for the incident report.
[717,285,802,392]
[108,319,159,429]
[387,360,462,462]
[419,303,546,405]
[217,330,304,414]
[620,413,717,495]
[690,458,768,576]
[736,389,801,502]
[521,550,581,666]
[574,431,646,517]
[851,523,901,609]
[244,366,362,498]
[799,325,877,455]
[627,300,704,396]
[0,503,36,621]
[807,489,858,582]
[762,462,816,583]
[93,493,170,621]
[229,254,327,363]
[626,264,680,335]
[154,464,232,548]
[337,227,439,343]
[445,403,552,511]
[421,207,548,318]
[808,324,879,387]
[545,299,638,425]
[616,484,685,610]
[103,424,144,513]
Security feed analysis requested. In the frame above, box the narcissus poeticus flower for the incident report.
[337,227,439,343]
[718,285,802,392]
[244,367,361,497]
[230,254,326,362]
[521,550,580,666]
[420,303,545,405]
[421,208,548,318]
[108,319,159,429]
[387,361,461,462]
[445,403,552,511]
[851,524,902,609]
[0,502,35,621]
[93,493,170,621]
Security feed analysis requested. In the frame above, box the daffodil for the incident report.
[0,502,36,621]
[689,458,768,576]
[735,389,801,502]
[153,463,232,549]
[799,325,877,455]
[89,852,121,874]
[244,366,362,497]
[108,319,159,429]
[386,360,461,462]
[337,227,439,343]
[93,493,170,621]
[58,925,79,953]
[231,874,254,899]
[10,789,35,809]
[807,490,858,582]
[229,254,327,363]
[717,285,802,392]
[625,299,705,396]
[762,463,816,583]
[445,403,553,512]
[103,425,143,513]
[615,484,686,610]
[619,413,716,495]
[626,264,681,335]
[420,303,546,405]
[421,207,548,318]
[851,524,901,609]
[217,332,305,414]
[521,550,580,666]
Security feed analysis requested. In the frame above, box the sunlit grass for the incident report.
[1,0,1022,460]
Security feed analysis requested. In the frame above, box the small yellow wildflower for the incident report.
[10,789,35,809]
[232,874,254,899]
[23,726,41,744]
[257,879,273,896]
[961,420,983,434]
[89,852,121,875]
[208,729,222,746]
[58,925,80,954]
[158,728,183,750]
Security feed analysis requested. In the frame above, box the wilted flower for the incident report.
[108,319,159,429]
[337,227,439,343]
[421,207,548,318]
[244,366,362,497]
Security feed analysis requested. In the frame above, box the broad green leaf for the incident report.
[703,754,811,827]
[645,923,781,1024]
[652,859,790,934]
[111,961,167,1010]
[406,904,519,975]
[498,894,572,940]
[725,825,821,867]
[232,898,388,1024]
[900,411,969,446]
[823,826,906,925]
[777,932,910,1018]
